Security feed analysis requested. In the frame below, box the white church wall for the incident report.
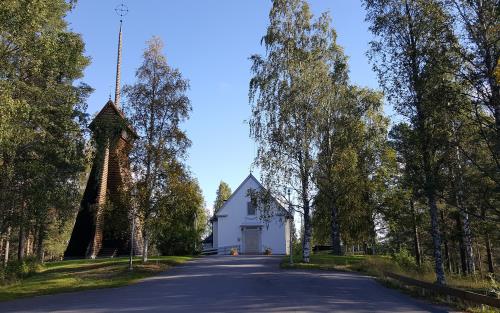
[216,175,289,255]
[260,215,288,254]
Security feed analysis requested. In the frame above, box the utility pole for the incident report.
[129,211,135,271]
[129,188,137,271]
[287,188,293,265]
[194,211,198,252]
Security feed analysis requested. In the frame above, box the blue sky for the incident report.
[66,1,388,212]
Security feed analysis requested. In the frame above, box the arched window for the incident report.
[247,201,256,216]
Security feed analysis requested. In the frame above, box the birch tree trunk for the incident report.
[26,231,32,257]
[476,244,483,276]
[413,226,421,267]
[302,192,311,263]
[440,211,452,273]
[330,204,342,255]
[142,230,149,262]
[300,149,312,264]
[36,224,45,263]
[0,237,3,261]
[459,205,475,275]
[18,225,25,261]
[452,142,475,275]
[427,189,445,284]
[485,234,495,274]
[410,199,421,267]
[443,233,451,273]
[3,227,11,266]
[456,214,467,275]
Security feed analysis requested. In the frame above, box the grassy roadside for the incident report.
[281,254,376,272]
[280,253,499,313]
[0,256,193,302]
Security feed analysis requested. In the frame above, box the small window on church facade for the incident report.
[247,201,256,216]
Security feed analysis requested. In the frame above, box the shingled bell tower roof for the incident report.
[89,99,138,139]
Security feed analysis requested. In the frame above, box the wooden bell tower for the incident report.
[65,13,142,258]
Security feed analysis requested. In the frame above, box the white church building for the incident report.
[209,174,291,255]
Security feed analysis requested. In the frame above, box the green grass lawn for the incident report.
[0,256,192,302]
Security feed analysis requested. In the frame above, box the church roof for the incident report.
[212,173,290,221]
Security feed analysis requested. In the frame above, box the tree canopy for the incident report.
[0,0,91,262]
[213,181,232,213]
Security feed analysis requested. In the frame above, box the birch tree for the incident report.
[249,0,331,262]
[124,37,191,262]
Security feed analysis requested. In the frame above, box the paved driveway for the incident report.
[0,255,452,313]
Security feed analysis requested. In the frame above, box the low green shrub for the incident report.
[1,257,43,284]
[292,241,302,257]
[391,249,418,272]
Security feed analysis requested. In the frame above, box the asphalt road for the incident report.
[0,255,453,313]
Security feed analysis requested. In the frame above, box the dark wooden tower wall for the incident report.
[65,100,143,258]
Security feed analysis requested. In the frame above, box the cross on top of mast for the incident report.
[115,3,129,22]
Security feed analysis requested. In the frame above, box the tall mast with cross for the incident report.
[114,4,128,108]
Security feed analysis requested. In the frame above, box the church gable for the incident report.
[216,174,287,219]
[216,174,262,217]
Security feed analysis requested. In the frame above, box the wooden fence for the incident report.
[384,271,500,309]
[201,245,241,256]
